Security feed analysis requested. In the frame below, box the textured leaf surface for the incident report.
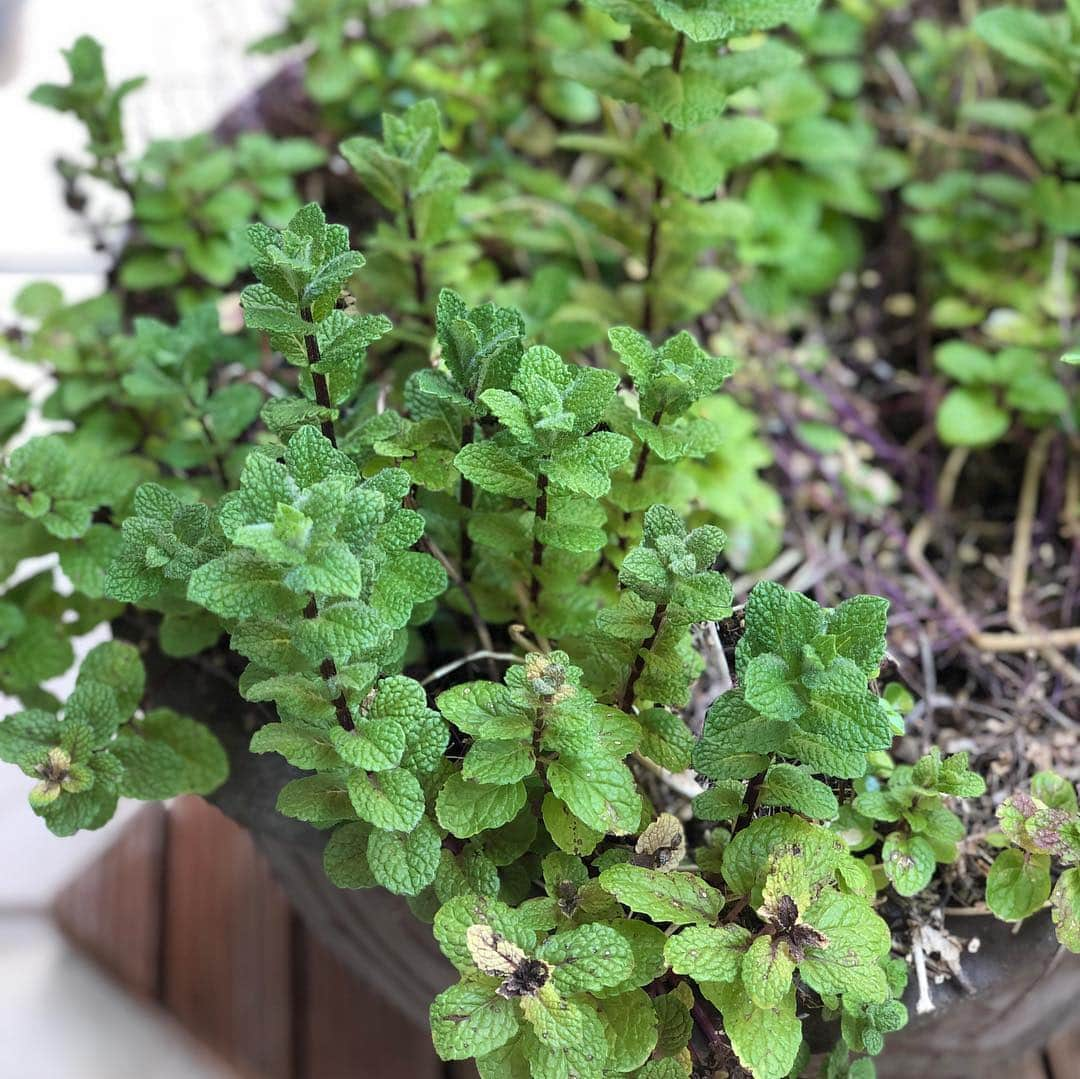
[986,849,1052,921]
[599,864,722,925]
[800,891,891,1004]
[519,989,608,1079]
[431,980,519,1061]
[1052,868,1080,952]
[703,981,801,1079]
[537,923,635,994]
[367,816,442,896]
[596,989,658,1072]
[665,924,750,982]
[742,934,795,1009]
[881,832,936,897]
[437,772,528,838]
[547,754,641,836]
[347,767,425,831]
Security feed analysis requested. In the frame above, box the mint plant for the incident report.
[550,0,897,324]
[986,773,1080,953]
[30,43,326,295]
[3,8,1056,1076]
[0,641,226,835]
[122,132,327,292]
[933,341,1070,448]
[29,35,144,194]
[895,4,1080,450]
[340,100,471,333]
[851,749,986,897]
[2,190,984,1073]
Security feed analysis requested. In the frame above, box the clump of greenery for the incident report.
[0,200,992,1078]
[120,131,327,293]
[1,186,984,1073]
[986,772,1080,952]
[29,35,144,193]
[30,35,326,297]
[0,640,226,835]
[339,99,471,336]
[5,6,1073,1075]
[896,4,1079,448]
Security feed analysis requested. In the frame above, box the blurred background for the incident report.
[1,4,285,1075]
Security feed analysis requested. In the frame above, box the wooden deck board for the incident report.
[55,798,445,1078]
[53,803,168,999]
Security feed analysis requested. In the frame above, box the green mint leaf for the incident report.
[437,682,535,741]
[366,815,441,896]
[126,707,227,796]
[1051,868,1080,952]
[652,1,736,43]
[251,721,341,771]
[519,989,609,1078]
[462,739,535,785]
[638,707,694,772]
[547,753,642,836]
[64,683,125,746]
[742,934,795,1009]
[826,595,889,679]
[323,821,375,889]
[665,924,751,982]
[544,432,632,498]
[348,767,425,832]
[536,923,636,994]
[800,891,891,1004]
[652,987,693,1060]
[881,832,936,897]
[77,640,144,719]
[436,772,528,838]
[759,764,839,820]
[188,549,301,619]
[737,581,824,671]
[692,781,745,822]
[1030,770,1078,813]
[936,751,988,798]
[722,814,848,897]
[330,717,405,772]
[454,441,537,499]
[743,653,804,721]
[277,774,355,826]
[598,864,722,925]
[986,848,1052,921]
[431,980,520,1062]
[542,794,604,856]
[596,988,658,1072]
[703,980,801,1079]
[784,689,894,779]
[693,690,789,778]
[370,550,447,630]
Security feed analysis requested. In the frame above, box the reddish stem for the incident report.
[300,306,338,447]
[617,602,667,712]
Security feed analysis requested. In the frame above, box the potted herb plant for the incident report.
[3,2,1078,1076]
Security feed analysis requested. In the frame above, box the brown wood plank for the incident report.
[52,803,168,999]
[161,796,294,1079]
[1047,1019,1080,1079]
[298,922,442,1079]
